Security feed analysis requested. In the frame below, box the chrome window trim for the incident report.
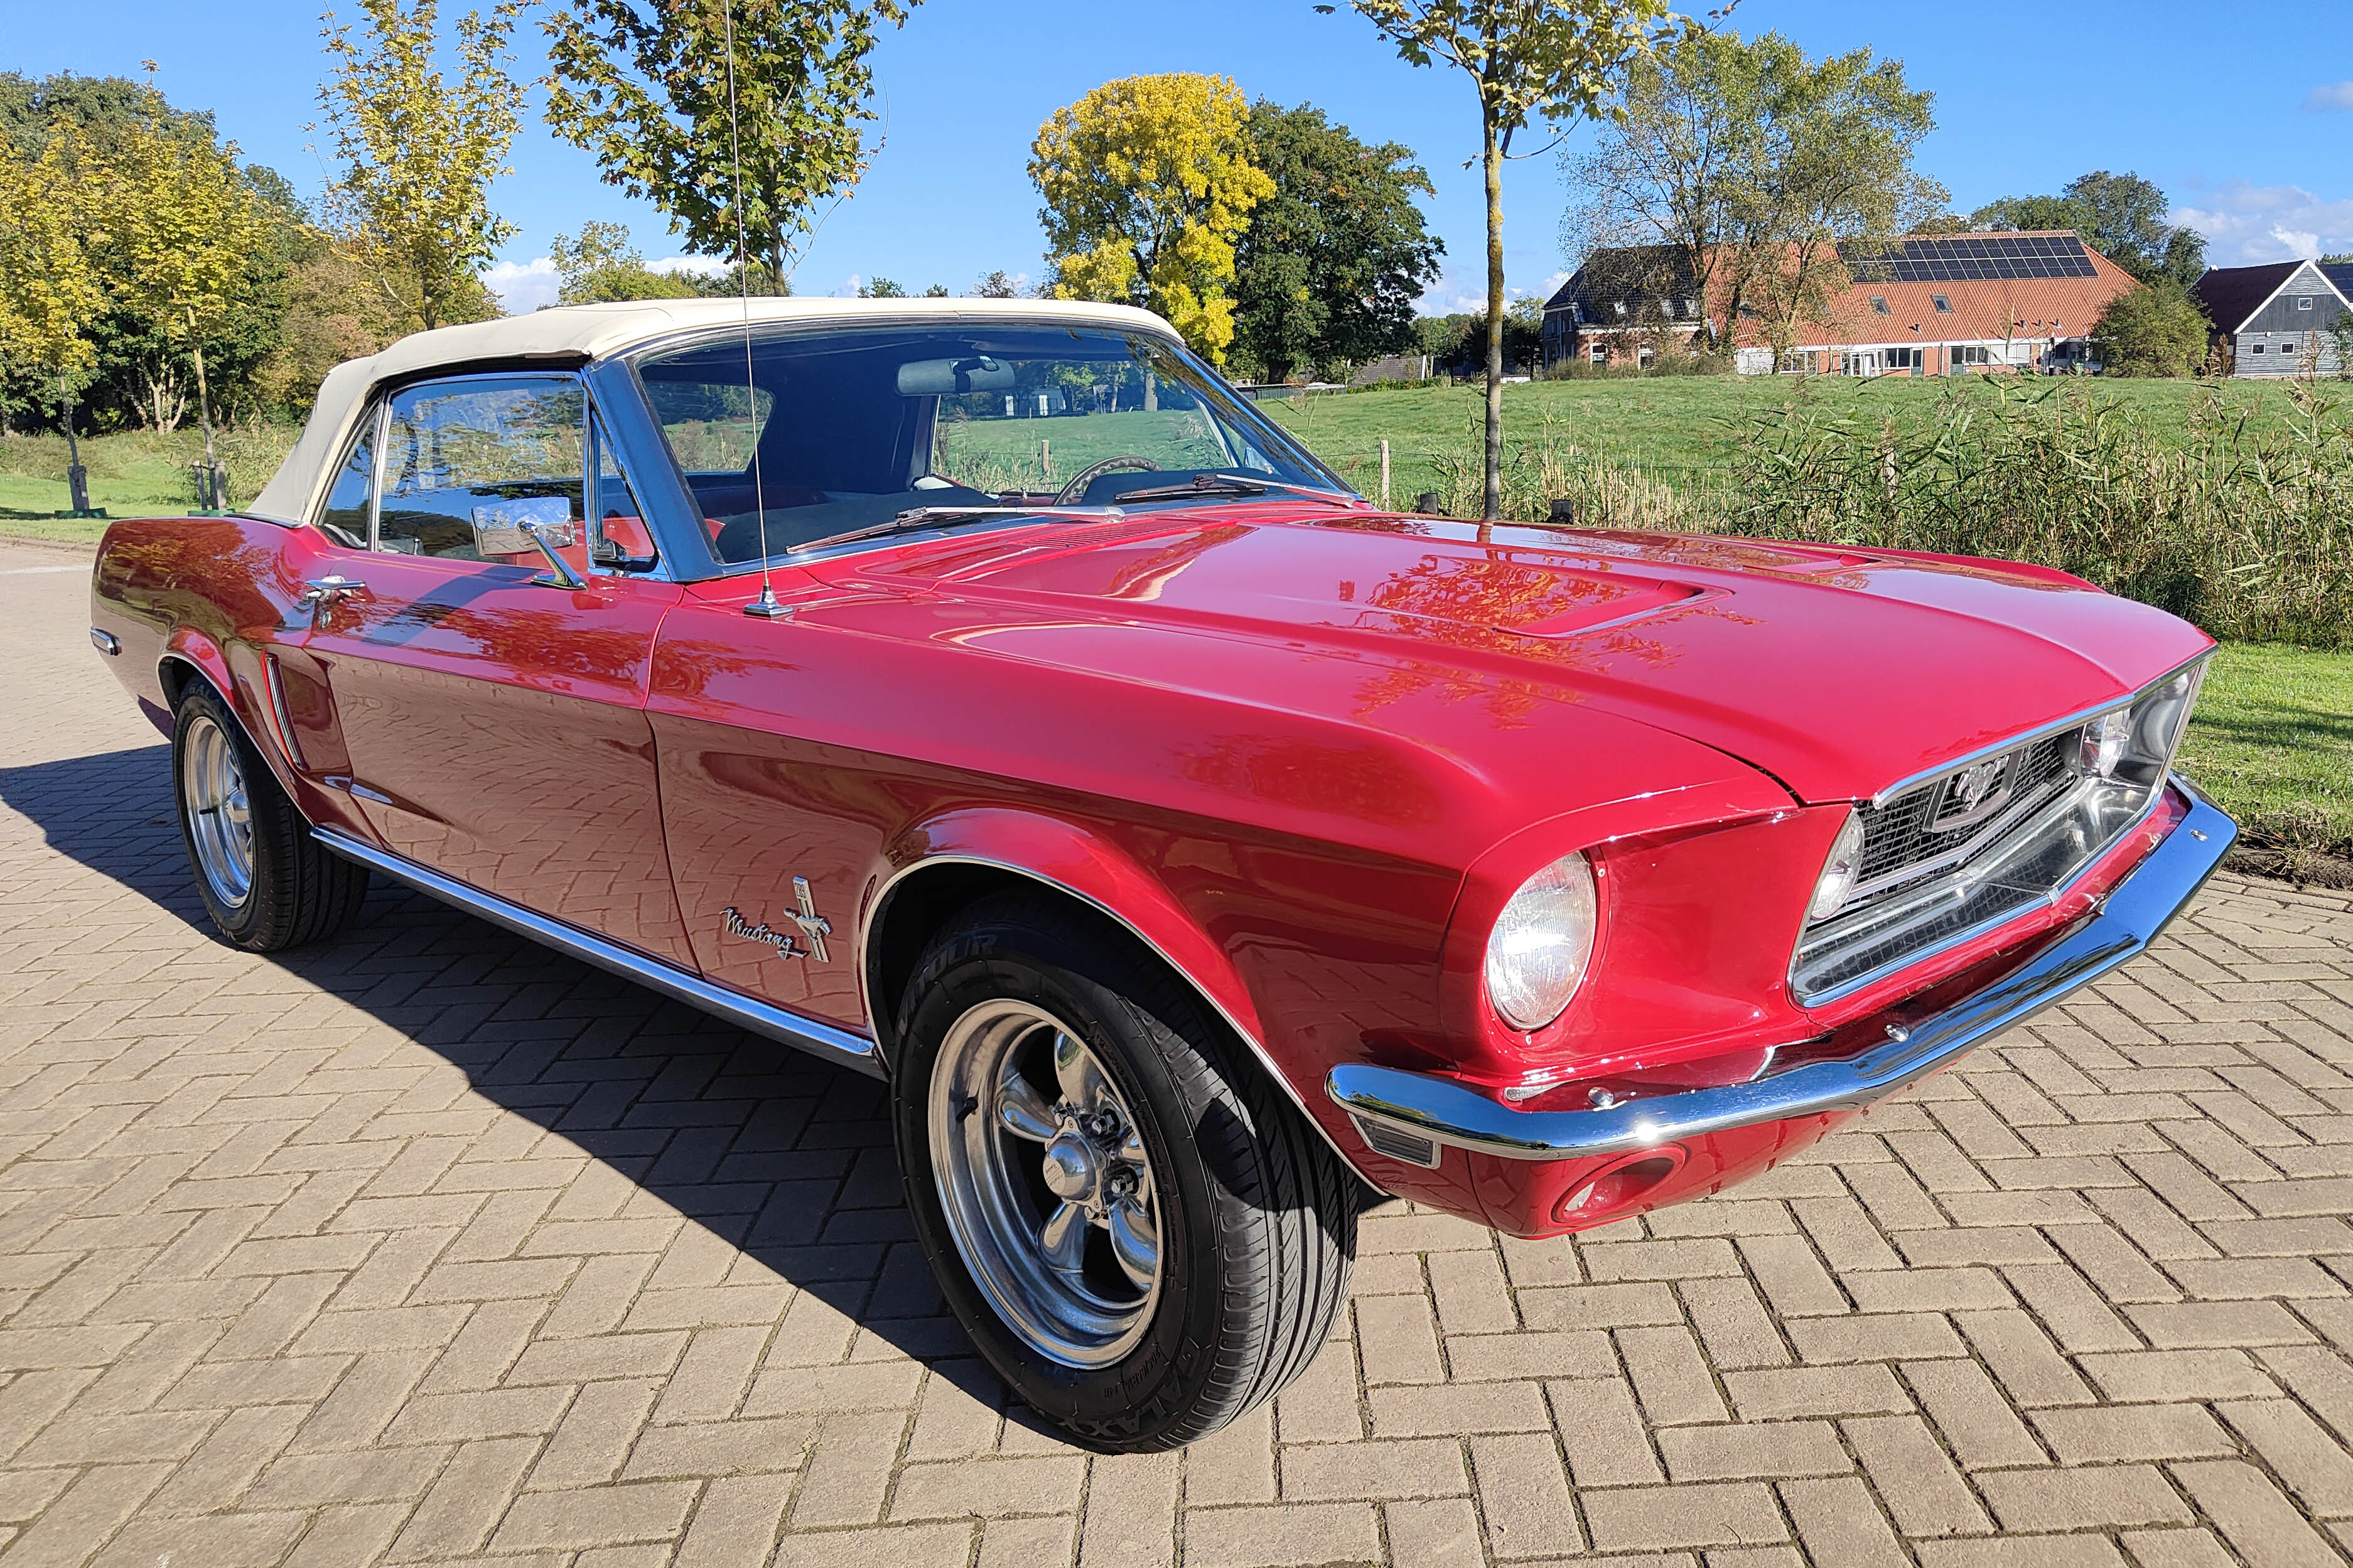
[316,827,882,1079]
[1867,651,2212,808]
[859,853,1380,1188]
[583,394,674,583]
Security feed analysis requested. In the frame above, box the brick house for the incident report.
[1543,232,2143,377]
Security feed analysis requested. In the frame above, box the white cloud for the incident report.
[486,257,560,314]
[2172,180,2353,266]
[1417,263,1568,317]
[2304,81,2353,112]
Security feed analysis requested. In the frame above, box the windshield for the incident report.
[632,322,1352,566]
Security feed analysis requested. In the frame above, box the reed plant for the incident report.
[1718,377,2353,648]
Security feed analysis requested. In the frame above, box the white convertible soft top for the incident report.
[248,295,1176,527]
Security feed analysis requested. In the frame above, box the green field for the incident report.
[0,425,296,544]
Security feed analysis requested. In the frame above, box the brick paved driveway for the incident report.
[6,535,2353,1568]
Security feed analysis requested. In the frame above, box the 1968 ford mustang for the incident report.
[91,298,2236,1449]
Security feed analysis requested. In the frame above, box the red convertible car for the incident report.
[91,298,2233,1449]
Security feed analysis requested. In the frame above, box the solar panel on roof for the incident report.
[1839,235,2097,283]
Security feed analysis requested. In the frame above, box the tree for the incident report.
[858,276,906,298]
[544,0,919,285]
[1229,100,1444,384]
[549,220,698,304]
[320,0,524,333]
[104,109,277,494]
[0,72,366,430]
[1030,73,1272,364]
[1327,0,1670,523]
[0,122,107,501]
[1568,31,1944,362]
[1971,171,2205,287]
[684,261,791,298]
[970,269,1024,298]
[2089,281,2209,377]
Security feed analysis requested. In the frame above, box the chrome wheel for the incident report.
[929,999,1163,1367]
[180,712,254,910]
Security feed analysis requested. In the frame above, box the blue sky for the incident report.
[13,0,2352,314]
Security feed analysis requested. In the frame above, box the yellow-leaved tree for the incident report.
[1029,74,1273,364]
[319,0,525,333]
[0,122,110,508]
[102,112,277,504]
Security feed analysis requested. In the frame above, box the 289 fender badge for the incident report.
[722,876,833,962]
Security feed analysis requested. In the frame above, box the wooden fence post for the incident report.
[1379,440,1391,510]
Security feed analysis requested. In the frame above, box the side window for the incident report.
[316,413,377,548]
[377,376,585,561]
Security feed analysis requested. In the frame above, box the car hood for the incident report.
[821,507,2214,805]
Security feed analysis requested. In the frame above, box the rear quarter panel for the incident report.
[91,515,375,842]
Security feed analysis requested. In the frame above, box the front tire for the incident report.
[173,680,368,952]
[891,891,1355,1451]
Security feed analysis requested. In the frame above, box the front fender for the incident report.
[866,804,1269,1053]
[858,805,1411,1184]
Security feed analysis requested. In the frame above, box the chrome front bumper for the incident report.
[1328,777,2236,1163]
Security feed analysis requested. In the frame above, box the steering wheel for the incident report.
[1052,455,1158,507]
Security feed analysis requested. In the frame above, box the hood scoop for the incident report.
[1347,557,1709,642]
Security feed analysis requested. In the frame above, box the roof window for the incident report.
[1932,294,1952,313]
[1870,296,1890,315]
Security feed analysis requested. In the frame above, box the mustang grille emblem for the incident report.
[723,878,834,962]
[1933,754,2015,830]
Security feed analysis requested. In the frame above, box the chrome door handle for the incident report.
[298,576,369,622]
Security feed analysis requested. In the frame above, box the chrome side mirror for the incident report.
[471,498,586,589]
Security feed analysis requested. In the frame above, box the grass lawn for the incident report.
[0,426,296,543]
[2178,642,2353,873]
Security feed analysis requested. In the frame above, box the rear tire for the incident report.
[173,680,369,952]
[891,889,1355,1451]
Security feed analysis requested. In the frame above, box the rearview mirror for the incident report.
[897,355,1017,396]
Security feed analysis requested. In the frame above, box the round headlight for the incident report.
[1807,809,1868,922]
[1484,852,1599,1033]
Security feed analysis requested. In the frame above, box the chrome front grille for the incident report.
[1848,735,2074,902]
[1789,720,2177,1007]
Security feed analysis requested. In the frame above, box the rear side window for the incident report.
[317,417,377,548]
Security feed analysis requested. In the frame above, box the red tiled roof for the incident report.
[1760,234,2140,349]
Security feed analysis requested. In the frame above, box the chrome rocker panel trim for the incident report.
[313,827,883,1080]
[1330,777,2235,1164]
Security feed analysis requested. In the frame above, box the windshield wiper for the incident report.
[1112,472,1360,507]
[789,503,1123,555]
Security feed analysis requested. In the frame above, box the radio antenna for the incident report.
[727,0,788,618]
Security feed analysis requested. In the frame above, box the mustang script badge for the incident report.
[722,878,834,962]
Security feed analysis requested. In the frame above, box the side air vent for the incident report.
[1353,1114,1441,1169]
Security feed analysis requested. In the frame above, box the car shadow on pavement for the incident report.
[0,743,1028,1424]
